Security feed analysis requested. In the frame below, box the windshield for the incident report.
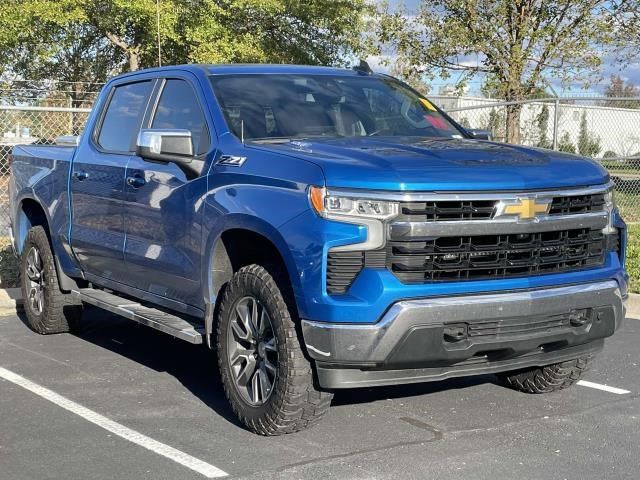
[209,73,463,141]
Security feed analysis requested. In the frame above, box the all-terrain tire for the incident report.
[20,225,82,334]
[497,355,593,394]
[216,264,333,435]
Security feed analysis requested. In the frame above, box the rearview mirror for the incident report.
[136,129,193,163]
[467,129,492,141]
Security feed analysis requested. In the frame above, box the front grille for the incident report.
[396,200,495,222]
[397,193,606,222]
[388,228,606,283]
[549,193,605,215]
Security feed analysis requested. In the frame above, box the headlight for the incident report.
[309,186,399,250]
[604,188,617,234]
[309,186,398,220]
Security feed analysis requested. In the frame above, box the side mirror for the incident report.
[467,129,492,141]
[136,129,193,163]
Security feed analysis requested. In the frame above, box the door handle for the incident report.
[73,170,89,181]
[126,175,146,188]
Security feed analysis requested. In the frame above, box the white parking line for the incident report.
[577,380,631,395]
[0,367,227,478]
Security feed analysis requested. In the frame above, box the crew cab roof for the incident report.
[108,63,370,82]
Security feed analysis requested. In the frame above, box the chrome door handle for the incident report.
[126,175,146,188]
[73,170,89,181]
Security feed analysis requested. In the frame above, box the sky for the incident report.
[373,0,640,97]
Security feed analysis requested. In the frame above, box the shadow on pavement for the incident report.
[16,306,499,426]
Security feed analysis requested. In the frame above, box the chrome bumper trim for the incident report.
[389,212,608,238]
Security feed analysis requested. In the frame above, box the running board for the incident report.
[72,288,205,344]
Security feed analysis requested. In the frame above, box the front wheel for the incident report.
[216,264,332,435]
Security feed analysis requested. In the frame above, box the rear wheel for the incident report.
[216,264,333,435]
[497,355,593,394]
[20,226,82,334]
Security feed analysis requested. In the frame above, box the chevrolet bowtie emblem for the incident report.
[501,198,550,220]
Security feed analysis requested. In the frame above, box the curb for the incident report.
[0,288,23,312]
[625,293,640,319]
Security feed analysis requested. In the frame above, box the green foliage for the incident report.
[376,1,620,143]
[536,105,552,149]
[487,108,505,141]
[627,224,640,294]
[458,116,471,128]
[603,75,640,108]
[558,132,576,154]
[602,150,619,159]
[577,111,601,157]
[0,0,370,84]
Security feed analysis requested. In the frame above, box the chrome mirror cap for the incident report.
[136,129,193,163]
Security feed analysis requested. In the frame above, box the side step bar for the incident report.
[72,288,205,344]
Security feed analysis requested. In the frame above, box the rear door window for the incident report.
[97,81,153,153]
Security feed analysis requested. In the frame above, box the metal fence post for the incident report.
[552,98,560,150]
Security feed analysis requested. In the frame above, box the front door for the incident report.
[122,77,212,309]
[70,80,154,283]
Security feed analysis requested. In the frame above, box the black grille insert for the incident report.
[327,251,364,294]
[326,250,386,294]
[549,193,605,215]
[397,200,495,222]
[388,228,606,283]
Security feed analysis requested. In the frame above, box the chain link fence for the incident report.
[0,94,638,286]
[431,96,640,223]
[0,105,91,287]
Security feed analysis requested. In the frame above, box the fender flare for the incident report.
[201,214,304,347]
[14,194,80,292]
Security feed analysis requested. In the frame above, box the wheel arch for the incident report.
[202,216,304,348]
[15,196,80,291]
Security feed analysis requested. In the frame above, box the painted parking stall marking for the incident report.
[577,380,631,395]
[0,367,228,478]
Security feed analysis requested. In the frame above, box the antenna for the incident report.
[156,0,162,67]
[241,119,245,144]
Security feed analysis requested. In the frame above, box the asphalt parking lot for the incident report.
[1,307,639,480]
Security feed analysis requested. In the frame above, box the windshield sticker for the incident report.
[419,98,437,111]
[425,115,449,130]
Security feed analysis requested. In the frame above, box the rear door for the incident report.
[70,79,154,283]
[122,76,212,309]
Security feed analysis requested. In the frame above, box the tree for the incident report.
[0,0,370,82]
[487,108,505,141]
[577,111,601,157]
[377,1,624,144]
[558,132,576,154]
[603,75,639,108]
[614,1,640,67]
[536,105,552,149]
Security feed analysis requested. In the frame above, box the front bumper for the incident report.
[301,280,625,388]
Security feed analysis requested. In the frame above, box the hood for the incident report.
[257,137,609,191]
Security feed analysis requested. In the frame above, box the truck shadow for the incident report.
[16,307,497,426]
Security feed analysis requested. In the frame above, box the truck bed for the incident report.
[10,144,76,253]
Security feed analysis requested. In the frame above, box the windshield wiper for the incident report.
[250,134,345,144]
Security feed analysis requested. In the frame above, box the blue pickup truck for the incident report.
[9,63,628,435]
